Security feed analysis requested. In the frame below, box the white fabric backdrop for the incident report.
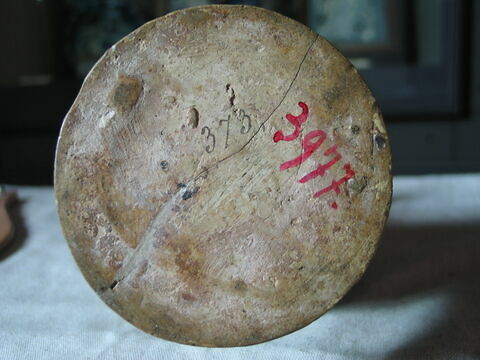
[1,174,479,359]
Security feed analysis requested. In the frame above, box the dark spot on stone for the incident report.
[298,266,304,271]
[182,191,194,200]
[182,187,198,200]
[109,75,142,113]
[241,309,247,313]
[226,83,235,106]
[374,134,387,150]
[181,292,196,301]
[160,160,168,170]
[177,183,187,189]
[110,280,119,290]
[233,279,247,292]
[351,125,360,135]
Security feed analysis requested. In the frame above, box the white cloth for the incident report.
[1,174,479,359]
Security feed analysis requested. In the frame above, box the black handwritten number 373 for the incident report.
[201,109,253,153]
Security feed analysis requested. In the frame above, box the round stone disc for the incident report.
[55,5,392,347]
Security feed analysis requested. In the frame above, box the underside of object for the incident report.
[54,5,392,347]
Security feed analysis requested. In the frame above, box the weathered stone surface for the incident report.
[55,5,392,347]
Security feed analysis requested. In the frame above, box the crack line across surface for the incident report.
[194,34,319,181]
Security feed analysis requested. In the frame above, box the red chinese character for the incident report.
[313,163,355,198]
[280,129,326,170]
[273,102,356,206]
[299,144,342,183]
[273,102,309,143]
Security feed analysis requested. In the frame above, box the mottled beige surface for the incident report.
[55,5,392,347]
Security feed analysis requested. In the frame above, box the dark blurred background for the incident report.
[0,0,478,185]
